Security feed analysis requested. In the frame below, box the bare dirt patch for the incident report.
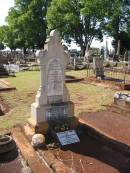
[0,79,16,92]
[83,76,123,90]
[20,123,130,173]
[79,109,130,147]
[52,133,130,173]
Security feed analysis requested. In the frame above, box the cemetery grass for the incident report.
[0,70,116,129]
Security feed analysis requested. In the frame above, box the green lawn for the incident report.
[0,70,116,129]
[0,71,40,129]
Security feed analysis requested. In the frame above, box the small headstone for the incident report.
[93,57,104,78]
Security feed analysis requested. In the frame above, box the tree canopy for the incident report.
[0,0,130,55]
[2,0,51,52]
[47,0,130,55]
[47,0,107,56]
[103,0,130,53]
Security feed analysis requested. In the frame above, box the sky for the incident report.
[0,0,113,50]
[0,0,14,26]
[69,37,113,51]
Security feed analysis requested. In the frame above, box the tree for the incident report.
[47,0,106,56]
[0,25,18,50]
[6,0,51,53]
[112,31,130,54]
[104,0,130,54]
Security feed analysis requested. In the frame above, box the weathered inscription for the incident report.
[45,105,68,121]
[47,59,63,97]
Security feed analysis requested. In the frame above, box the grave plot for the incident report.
[51,133,130,173]
[65,75,84,83]
[84,63,130,90]
[19,122,130,173]
[21,30,130,173]
[0,79,16,91]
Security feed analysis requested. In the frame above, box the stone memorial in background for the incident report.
[128,51,130,71]
[29,30,77,134]
[93,57,104,79]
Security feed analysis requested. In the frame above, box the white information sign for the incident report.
[56,130,80,146]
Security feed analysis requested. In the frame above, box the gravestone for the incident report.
[128,51,130,71]
[29,30,77,134]
[93,57,104,78]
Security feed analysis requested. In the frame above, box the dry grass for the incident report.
[66,70,88,79]
[68,83,115,116]
[0,71,40,129]
[0,70,118,129]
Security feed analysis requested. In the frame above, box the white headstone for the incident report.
[31,30,73,124]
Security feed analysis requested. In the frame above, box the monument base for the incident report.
[28,116,79,134]
[28,118,49,134]
[31,101,74,122]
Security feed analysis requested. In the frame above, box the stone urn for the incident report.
[0,135,16,154]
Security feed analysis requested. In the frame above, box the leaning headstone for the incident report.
[128,51,130,71]
[93,57,104,78]
[29,30,77,134]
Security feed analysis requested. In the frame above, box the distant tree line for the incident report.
[0,0,130,57]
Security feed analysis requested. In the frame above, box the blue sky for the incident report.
[0,0,113,50]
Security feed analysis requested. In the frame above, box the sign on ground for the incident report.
[56,130,80,146]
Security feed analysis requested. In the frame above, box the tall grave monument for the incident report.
[29,30,77,134]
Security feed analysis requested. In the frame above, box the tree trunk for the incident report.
[81,45,86,57]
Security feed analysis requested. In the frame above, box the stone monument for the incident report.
[29,30,77,134]
[93,57,104,78]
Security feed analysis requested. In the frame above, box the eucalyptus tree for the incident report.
[47,0,107,56]
[6,0,51,53]
[104,0,130,53]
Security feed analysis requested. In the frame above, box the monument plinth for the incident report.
[29,30,77,134]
